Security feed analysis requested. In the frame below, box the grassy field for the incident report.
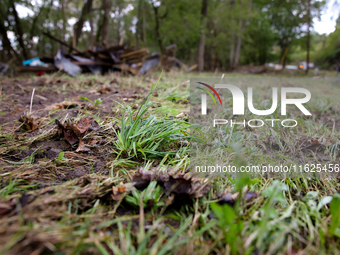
[1,71,340,255]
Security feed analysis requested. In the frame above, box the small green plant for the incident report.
[55,151,67,163]
[112,76,189,159]
[210,202,245,254]
[329,193,340,237]
[4,148,43,165]
[80,96,102,107]
[125,181,164,209]
[0,177,38,195]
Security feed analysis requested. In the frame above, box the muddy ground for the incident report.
[0,75,151,183]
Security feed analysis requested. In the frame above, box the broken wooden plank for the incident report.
[121,48,149,59]
[71,61,113,66]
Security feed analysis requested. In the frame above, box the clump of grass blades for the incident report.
[112,75,189,159]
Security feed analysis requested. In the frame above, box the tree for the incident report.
[9,0,28,59]
[74,0,94,47]
[234,0,252,67]
[102,0,111,48]
[306,0,311,74]
[314,15,340,68]
[198,0,208,71]
[152,1,167,54]
[264,0,324,68]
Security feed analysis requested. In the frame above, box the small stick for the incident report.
[30,88,35,114]
[220,73,225,83]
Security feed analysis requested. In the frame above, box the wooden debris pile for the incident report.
[17,33,189,76]
[18,33,150,76]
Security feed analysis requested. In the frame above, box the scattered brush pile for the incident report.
[17,33,188,77]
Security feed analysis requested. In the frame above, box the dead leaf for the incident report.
[0,202,13,216]
[111,183,135,201]
[89,120,100,131]
[88,89,100,95]
[117,186,126,193]
[218,191,258,206]
[55,120,79,145]
[46,101,79,110]
[123,98,135,102]
[111,78,119,85]
[88,139,99,145]
[64,129,79,145]
[302,138,323,152]
[163,176,191,195]
[97,85,113,94]
[132,168,210,198]
[75,139,90,152]
[55,118,100,150]
[72,117,92,137]
[19,115,39,131]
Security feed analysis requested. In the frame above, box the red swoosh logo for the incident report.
[197,82,223,106]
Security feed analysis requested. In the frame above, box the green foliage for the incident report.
[329,193,340,237]
[125,181,164,209]
[0,178,37,196]
[314,17,340,68]
[112,79,189,159]
[80,96,102,107]
[210,203,245,254]
[257,180,288,248]
[0,0,327,69]
[56,151,66,163]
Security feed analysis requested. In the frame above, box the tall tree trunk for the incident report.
[102,0,111,49]
[9,0,28,59]
[74,0,93,46]
[233,0,252,67]
[142,2,146,43]
[136,0,143,48]
[229,31,235,68]
[234,19,243,67]
[198,0,208,72]
[61,0,66,41]
[152,4,164,54]
[95,14,104,45]
[229,0,236,69]
[281,46,289,69]
[306,0,311,74]
[89,17,95,49]
[0,17,20,60]
[211,28,218,71]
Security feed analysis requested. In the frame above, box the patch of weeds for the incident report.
[125,181,164,209]
[80,96,102,108]
[0,177,38,195]
[153,101,181,116]
[112,78,189,159]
